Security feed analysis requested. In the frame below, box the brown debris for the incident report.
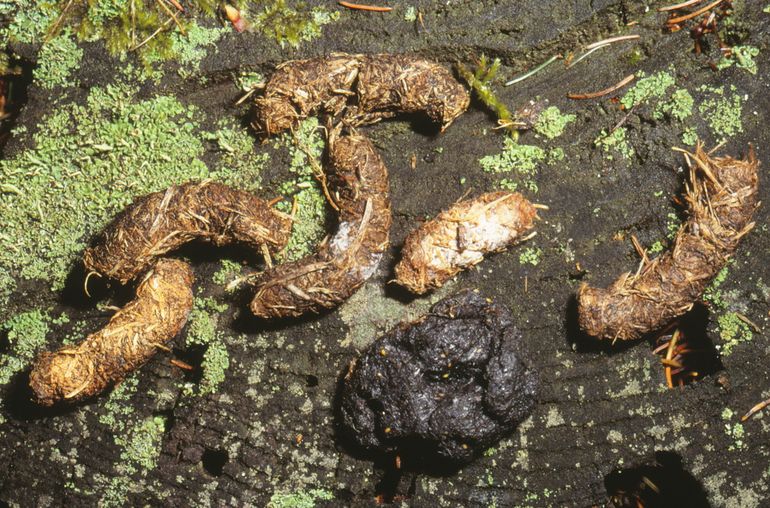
[253,53,469,135]
[29,259,194,406]
[578,145,759,341]
[250,128,392,318]
[395,192,538,295]
[83,181,291,284]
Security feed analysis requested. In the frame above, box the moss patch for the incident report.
[594,127,634,160]
[698,85,744,140]
[268,488,334,508]
[33,29,83,89]
[620,71,676,110]
[185,297,231,396]
[534,106,576,140]
[479,137,565,193]
[716,312,752,356]
[274,117,329,262]
[0,309,50,387]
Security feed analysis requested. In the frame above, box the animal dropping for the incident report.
[250,128,392,318]
[395,191,538,294]
[339,290,537,467]
[84,181,291,284]
[253,53,470,135]
[578,145,759,341]
[29,259,194,405]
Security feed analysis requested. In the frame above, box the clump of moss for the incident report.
[268,488,334,508]
[204,118,270,191]
[274,117,329,262]
[458,55,517,135]
[716,312,752,355]
[534,106,575,139]
[212,259,243,286]
[0,309,50,387]
[698,85,744,140]
[519,247,542,266]
[721,408,745,450]
[681,126,698,146]
[704,265,730,309]
[594,127,634,160]
[716,45,760,75]
[654,89,694,122]
[247,1,339,47]
[200,340,229,395]
[620,70,676,110]
[33,29,83,89]
[185,297,231,396]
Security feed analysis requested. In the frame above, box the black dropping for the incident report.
[338,289,537,469]
[306,374,319,387]
[605,451,711,508]
[201,448,228,477]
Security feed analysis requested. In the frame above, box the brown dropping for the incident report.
[253,53,470,135]
[395,192,538,294]
[29,258,194,406]
[578,145,760,341]
[83,181,292,284]
[250,128,392,318]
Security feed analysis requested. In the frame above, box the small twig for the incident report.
[170,358,194,371]
[566,46,606,69]
[659,0,705,12]
[585,34,641,50]
[156,0,185,35]
[338,1,393,12]
[504,55,562,86]
[742,397,770,422]
[131,17,174,51]
[666,0,725,24]
[567,73,635,100]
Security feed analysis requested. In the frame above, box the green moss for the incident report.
[654,89,694,122]
[594,128,634,160]
[480,138,549,192]
[620,71,676,110]
[404,6,417,22]
[187,297,228,347]
[236,70,266,92]
[480,138,546,173]
[0,0,58,44]
[274,117,329,262]
[0,309,50,386]
[200,339,229,395]
[212,259,243,286]
[534,106,575,139]
[204,118,270,192]
[648,241,664,254]
[721,408,745,450]
[519,247,542,266]
[458,56,517,136]
[268,488,334,508]
[185,297,230,395]
[698,86,743,140]
[247,1,339,48]
[169,22,227,77]
[33,29,83,89]
[681,126,698,146]
[115,416,166,473]
[665,212,680,239]
[704,265,730,310]
[717,312,752,355]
